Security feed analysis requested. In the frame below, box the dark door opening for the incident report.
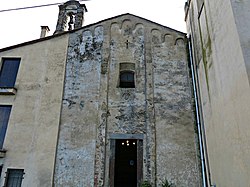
[114,139,137,187]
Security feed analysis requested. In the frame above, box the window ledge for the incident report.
[0,149,7,158]
[0,88,17,95]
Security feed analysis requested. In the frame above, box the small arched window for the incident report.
[119,71,135,88]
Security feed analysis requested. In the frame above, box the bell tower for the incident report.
[54,0,87,35]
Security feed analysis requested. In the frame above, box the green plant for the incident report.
[140,181,152,187]
[160,179,174,187]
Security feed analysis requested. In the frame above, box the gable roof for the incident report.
[84,13,186,35]
[0,13,186,52]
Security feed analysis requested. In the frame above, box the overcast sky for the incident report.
[0,0,186,49]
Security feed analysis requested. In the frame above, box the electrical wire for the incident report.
[0,0,89,13]
[0,2,62,13]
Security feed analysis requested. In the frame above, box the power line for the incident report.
[0,2,61,13]
[0,0,89,13]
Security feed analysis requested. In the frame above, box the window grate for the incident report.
[4,169,24,187]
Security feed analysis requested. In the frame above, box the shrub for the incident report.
[160,179,174,187]
[140,181,152,187]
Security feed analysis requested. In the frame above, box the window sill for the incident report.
[0,88,17,95]
[0,149,7,158]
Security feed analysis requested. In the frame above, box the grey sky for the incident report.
[0,0,186,49]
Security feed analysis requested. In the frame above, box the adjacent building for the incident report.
[185,0,250,186]
[0,0,201,186]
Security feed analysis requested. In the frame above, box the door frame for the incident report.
[109,134,143,187]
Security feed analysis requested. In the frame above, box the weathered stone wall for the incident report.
[152,30,200,186]
[54,27,103,187]
[186,0,250,186]
[54,14,200,187]
[105,20,152,184]
[0,35,68,187]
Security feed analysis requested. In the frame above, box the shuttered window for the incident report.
[4,169,24,187]
[0,106,11,149]
[0,58,20,88]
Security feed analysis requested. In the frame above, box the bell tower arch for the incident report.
[54,0,87,34]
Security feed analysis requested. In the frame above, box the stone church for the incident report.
[0,1,201,186]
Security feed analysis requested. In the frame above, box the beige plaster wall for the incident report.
[230,0,250,80]
[0,35,68,187]
[186,0,250,186]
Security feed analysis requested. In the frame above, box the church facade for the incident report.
[0,1,201,187]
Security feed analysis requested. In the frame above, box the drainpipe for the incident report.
[188,37,207,187]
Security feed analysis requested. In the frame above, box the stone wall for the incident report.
[54,14,201,187]
[54,27,103,186]
[151,29,200,186]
